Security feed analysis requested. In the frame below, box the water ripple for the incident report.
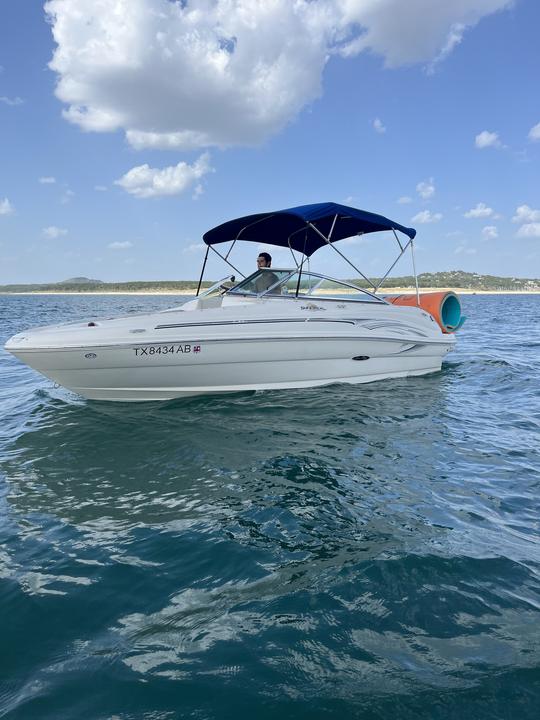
[1,294,539,719]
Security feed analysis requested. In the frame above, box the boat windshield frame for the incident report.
[226,268,388,304]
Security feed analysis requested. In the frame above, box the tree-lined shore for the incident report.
[1,270,539,294]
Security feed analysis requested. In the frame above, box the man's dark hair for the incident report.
[258,252,272,265]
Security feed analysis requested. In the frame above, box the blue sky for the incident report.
[0,0,539,283]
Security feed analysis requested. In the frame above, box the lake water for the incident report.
[0,294,539,719]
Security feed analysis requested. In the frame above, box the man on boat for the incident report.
[255,252,279,293]
[257,252,272,270]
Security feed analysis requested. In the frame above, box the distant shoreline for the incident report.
[2,288,540,296]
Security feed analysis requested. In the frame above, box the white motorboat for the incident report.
[4,203,463,401]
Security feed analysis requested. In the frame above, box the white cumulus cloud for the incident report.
[192,183,204,200]
[108,241,133,249]
[528,122,540,142]
[397,196,412,204]
[373,117,386,134]
[512,205,540,223]
[333,0,512,67]
[513,206,540,238]
[464,202,493,218]
[0,198,14,215]
[115,153,212,199]
[516,224,540,238]
[182,242,206,254]
[61,189,75,204]
[416,178,435,199]
[44,0,515,150]
[39,176,56,184]
[43,226,68,238]
[0,96,24,106]
[482,225,498,240]
[475,130,501,149]
[411,210,442,224]
[426,22,465,74]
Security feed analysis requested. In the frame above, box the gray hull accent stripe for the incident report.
[155,318,357,330]
[13,335,454,353]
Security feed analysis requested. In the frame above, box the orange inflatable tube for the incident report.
[385,291,462,334]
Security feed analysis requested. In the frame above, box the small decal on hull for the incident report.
[85,352,97,359]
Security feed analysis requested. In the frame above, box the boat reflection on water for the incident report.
[4,374,451,536]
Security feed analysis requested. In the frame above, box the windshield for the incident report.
[228,269,385,303]
[228,269,294,295]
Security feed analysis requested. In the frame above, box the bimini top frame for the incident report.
[196,202,419,302]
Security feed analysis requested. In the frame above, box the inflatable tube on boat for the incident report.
[385,291,463,333]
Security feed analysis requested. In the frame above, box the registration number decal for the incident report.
[134,344,201,356]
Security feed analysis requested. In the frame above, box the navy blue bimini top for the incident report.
[203,202,416,257]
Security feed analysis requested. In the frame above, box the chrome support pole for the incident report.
[292,228,311,296]
[374,240,410,292]
[288,244,300,268]
[307,222,374,290]
[410,239,420,305]
[328,213,338,241]
[208,244,246,279]
[295,254,307,297]
[225,239,237,260]
[234,213,278,242]
[196,246,210,296]
[392,227,404,252]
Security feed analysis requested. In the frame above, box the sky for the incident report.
[0,0,539,284]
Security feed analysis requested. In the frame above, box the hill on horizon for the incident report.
[59,276,104,285]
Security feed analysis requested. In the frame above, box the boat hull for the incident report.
[7,334,452,401]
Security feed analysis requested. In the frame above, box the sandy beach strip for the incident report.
[2,287,540,296]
